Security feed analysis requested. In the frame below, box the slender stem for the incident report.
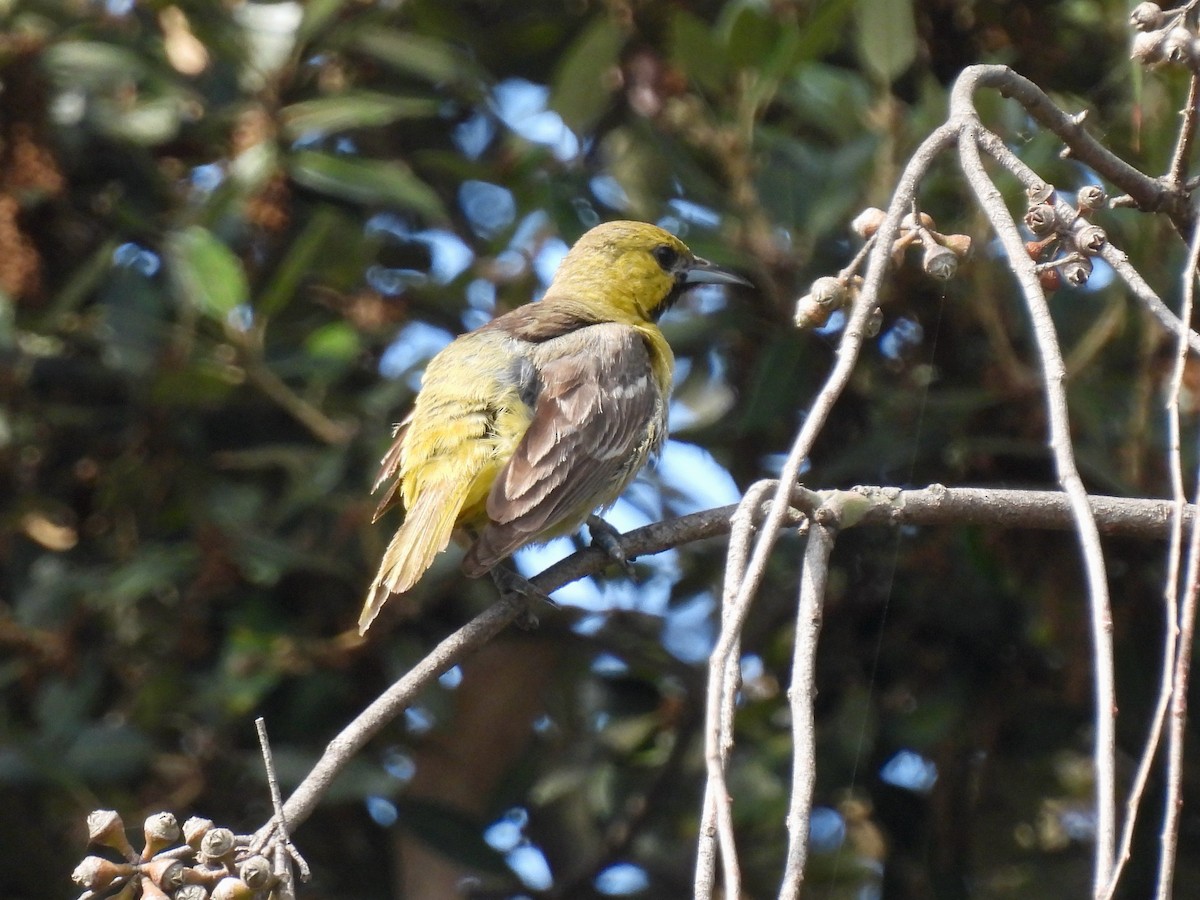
[261,486,1195,843]
[959,132,1117,891]
[778,515,836,900]
[1155,196,1200,898]
[695,480,778,900]
[1167,74,1200,188]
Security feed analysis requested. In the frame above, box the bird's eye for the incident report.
[652,244,679,271]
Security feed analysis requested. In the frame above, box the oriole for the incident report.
[359,220,748,634]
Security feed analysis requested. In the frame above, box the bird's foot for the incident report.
[587,516,636,577]
[490,564,556,629]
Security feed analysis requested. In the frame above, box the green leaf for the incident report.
[280,92,443,138]
[42,41,150,87]
[290,151,447,220]
[305,321,361,361]
[297,0,348,44]
[349,28,485,93]
[550,17,625,133]
[166,225,250,319]
[669,11,727,92]
[257,205,343,316]
[854,0,917,84]
[722,4,778,71]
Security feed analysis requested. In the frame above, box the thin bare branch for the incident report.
[778,512,837,900]
[695,480,780,900]
[262,485,1194,844]
[971,126,1200,355]
[959,132,1117,889]
[951,65,1190,231]
[1156,194,1200,898]
[1168,74,1200,187]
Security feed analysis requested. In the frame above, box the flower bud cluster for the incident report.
[793,206,972,332]
[1021,182,1109,291]
[72,809,280,900]
[1130,3,1200,69]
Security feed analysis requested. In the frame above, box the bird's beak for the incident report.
[683,256,753,288]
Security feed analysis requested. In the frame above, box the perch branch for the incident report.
[259,486,1195,847]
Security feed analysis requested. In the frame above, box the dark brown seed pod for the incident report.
[1024,204,1059,236]
[1038,268,1063,292]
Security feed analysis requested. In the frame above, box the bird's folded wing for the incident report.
[462,323,660,576]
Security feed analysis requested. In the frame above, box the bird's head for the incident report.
[546,221,750,324]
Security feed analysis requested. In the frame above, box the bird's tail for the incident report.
[359,481,465,634]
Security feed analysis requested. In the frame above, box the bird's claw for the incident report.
[490,565,556,628]
[587,516,637,577]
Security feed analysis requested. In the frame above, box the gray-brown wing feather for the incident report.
[461,323,661,575]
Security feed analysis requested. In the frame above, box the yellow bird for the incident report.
[359,220,748,634]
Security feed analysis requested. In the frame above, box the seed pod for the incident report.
[1076,184,1107,211]
[143,813,181,859]
[142,858,187,891]
[1062,256,1093,287]
[238,855,275,891]
[865,307,884,338]
[850,207,886,239]
[1026,182,1054,204]
[793,296,833,330]
[183,817,214,849]
[1024,204,1059,236]
[1073,224,1107,254]
[200,827,237,862]
[142,879,172,900]
[1130,2,1163,31]
[810,276,847,308]
[210,876,254,900]
[87,809,138,861]
[1038,268,1063,292]
[938,233,973,258]
[923,244,959,280]
[900,211,935,231]
[1163,27,1194,65]
[174,885,210,900]
[1131,28,1168,65]
[72,856,136,890]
